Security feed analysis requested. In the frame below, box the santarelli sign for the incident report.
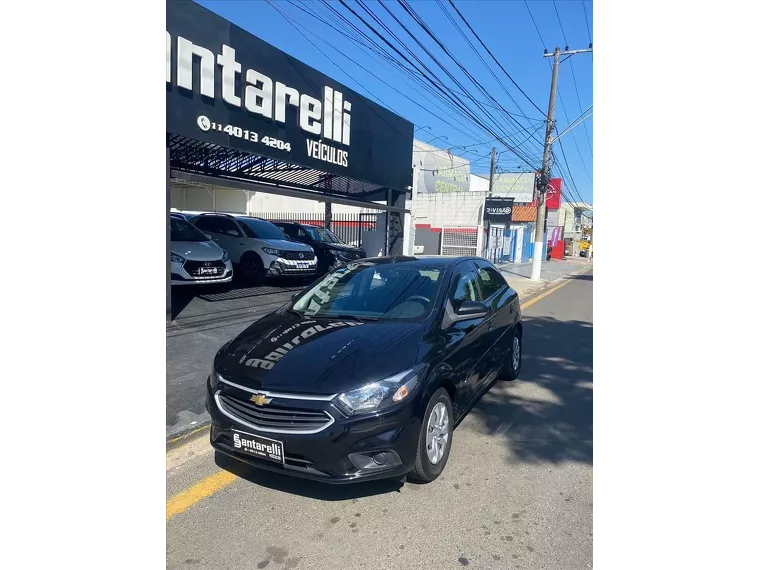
[166,0,413,191]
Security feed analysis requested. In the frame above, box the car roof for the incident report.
[357,255,481,268]
[269,221,321,229]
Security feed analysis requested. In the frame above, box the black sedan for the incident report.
[207,256,522,484]
[271,221,366,274]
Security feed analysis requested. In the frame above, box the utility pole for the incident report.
[531,46,593,281]
[484,147,496,259]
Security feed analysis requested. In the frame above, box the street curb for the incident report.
[167,423,210,451]
[164,265,593,446]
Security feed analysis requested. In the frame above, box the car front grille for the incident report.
[217,392,333,433]
[280,250,315,261]
[183,259,226,276]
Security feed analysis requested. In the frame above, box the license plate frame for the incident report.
[230,429,285,465]
[198,267,218,275]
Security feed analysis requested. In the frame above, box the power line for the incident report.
[392,0,543,145]
[553,1,593,159]
[286,0,490,144]
[524,0,592,188]
[335,0,542,169]
[582,1,593,47]
[435,0,539,123]
[445,0,546,117]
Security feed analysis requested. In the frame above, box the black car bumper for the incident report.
[206,382,423,484]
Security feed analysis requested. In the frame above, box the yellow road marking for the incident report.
[166,470,237,520]
[520,270,590,310]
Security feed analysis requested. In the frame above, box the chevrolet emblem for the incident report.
[250,393,272,406]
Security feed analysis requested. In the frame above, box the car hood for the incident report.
[260,239,313,252]
[171,240,224,261]
[319,242,365,255]
[214,312,425,394]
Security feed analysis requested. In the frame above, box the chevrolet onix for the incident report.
[207,256,522,484]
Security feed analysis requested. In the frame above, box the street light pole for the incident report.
[531,45,593,281]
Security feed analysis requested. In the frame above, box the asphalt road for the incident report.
[166,269,593,570]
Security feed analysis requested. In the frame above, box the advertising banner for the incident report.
[414,141,470,193]
[491,172,536,203]
[166,1,413,190]
[546,178,562,210]
[483,197,515,228]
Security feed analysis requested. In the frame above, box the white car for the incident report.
[190,213,317,286]
[170,214,233,286]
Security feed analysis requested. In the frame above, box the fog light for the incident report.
[348,450,402,471]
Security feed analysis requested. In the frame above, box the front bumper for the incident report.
[206,380,422,484]
[266,256,318,278]
[171,259,233,285]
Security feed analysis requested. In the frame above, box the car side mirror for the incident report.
[455,300,489,319]
[203,233,212,239]
[227,229,241,237]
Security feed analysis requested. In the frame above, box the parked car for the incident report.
[271,221,367,275]
[206,256,522,484]
[170,213,233,286]
[189,214,317,286]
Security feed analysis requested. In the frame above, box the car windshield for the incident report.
[171,217,209,242]
[239,218,287,240]
[292,262,443,321]
[304,227,342,244]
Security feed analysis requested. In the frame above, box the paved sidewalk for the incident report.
[498,257,592,299]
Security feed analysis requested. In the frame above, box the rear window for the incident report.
[238,219,287,240]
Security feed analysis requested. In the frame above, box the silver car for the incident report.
[170,214,233,286]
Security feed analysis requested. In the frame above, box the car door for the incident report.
[437,261,493,409]
[473,260,518,382]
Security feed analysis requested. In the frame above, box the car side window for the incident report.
[475,263,507,300]
[297,228,309,239]
[449,263,482,311]
[194,217,224,233]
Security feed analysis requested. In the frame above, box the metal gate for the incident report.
[440,226,483,257]
[485,226,512,263]
[358,212,378,249]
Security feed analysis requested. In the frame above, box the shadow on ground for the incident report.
[565,274,593,281]
[471,315,593,465]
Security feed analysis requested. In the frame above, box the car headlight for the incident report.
[334,368,419,416]
[221,249,230,263]
[171,252,186,263]
[262,247,282,256]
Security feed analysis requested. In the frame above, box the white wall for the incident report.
[414,191,486,228]
[170,183,377,215]
[470,174,489,193]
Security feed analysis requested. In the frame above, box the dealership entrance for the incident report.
[166,1,414,323]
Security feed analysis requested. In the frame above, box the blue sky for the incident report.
[197,0,593,204]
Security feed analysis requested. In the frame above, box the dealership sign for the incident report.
[166,1,413,190]
[483,197,515,227]
[491,172,536,203]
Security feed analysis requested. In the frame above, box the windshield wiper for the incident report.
[313,313,379,322]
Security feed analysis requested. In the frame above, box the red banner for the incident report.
[546,178,562,210]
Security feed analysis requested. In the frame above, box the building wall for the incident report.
[170,184,374,216]
[414,191,486,228]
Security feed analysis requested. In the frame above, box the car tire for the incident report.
[502,327,522,381]
[408,388,453,484]
[240,253,264,287]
